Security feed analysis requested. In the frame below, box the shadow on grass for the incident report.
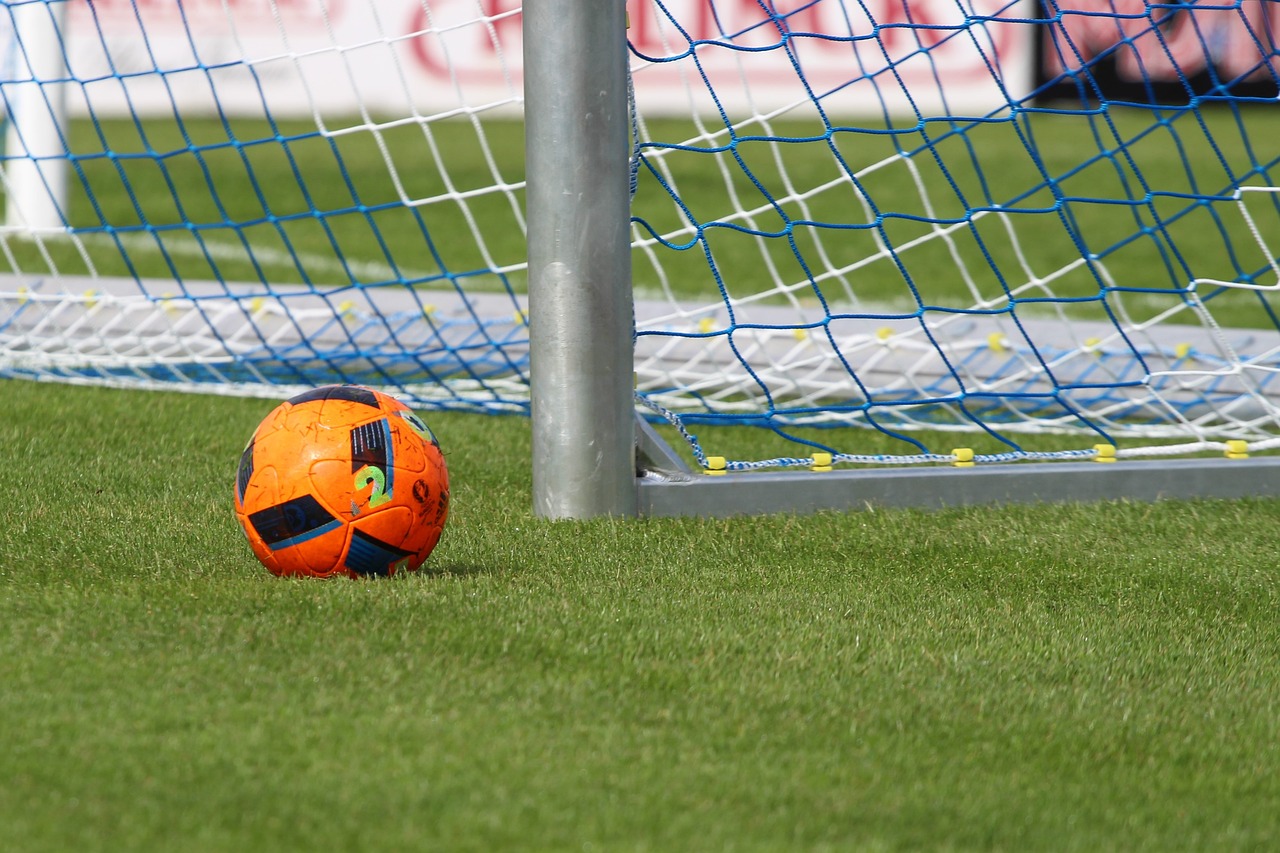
[419,561,512,580]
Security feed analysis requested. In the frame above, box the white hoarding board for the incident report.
[3,0,1035,118]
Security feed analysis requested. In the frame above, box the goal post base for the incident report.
[635,454,1280,518]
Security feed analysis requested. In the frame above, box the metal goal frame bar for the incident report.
[524,0,1280,519]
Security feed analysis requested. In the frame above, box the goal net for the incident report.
[626,0,1280,471]
[0,0,530,411]
[3,0,1280,476]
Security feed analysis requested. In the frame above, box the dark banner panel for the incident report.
[1036,0,1280,104]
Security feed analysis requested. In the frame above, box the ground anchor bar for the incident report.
[636,456,1280,517]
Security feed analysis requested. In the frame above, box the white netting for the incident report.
[3,0,1280,468]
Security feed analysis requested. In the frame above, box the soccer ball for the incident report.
[234,385,449,578]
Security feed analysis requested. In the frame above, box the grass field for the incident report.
[4,377,1280,851]
[6,50,1280,850]
[9,106,1280,469]
[15,107,1280,329]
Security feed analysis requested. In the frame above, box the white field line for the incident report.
[20,231,1265,322]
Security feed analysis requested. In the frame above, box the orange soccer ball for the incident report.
[233,385,449,578]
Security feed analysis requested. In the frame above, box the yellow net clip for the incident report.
[1226,440,1249,460]
[1093,444,1117,463]
[876,327,893,343]
[811,452,832,473]
[1174,342,1192,360]
[952,448,974,468]
[705,456,727,476]
[83,289,100,309]
[987,332,1007,353]
[698,317,716,334]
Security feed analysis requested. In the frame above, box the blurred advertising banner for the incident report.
[4,0,1041,118]
[1038,0,1280,102]
[624,0,1034,116]
[4,0,523,118]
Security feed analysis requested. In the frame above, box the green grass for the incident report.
[4,377,1280,851]
[9,116,529,288]
[6,99,1280,850]
[634,107,1280,327]
[12,107,1280,330]
[12,107,1280,467]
